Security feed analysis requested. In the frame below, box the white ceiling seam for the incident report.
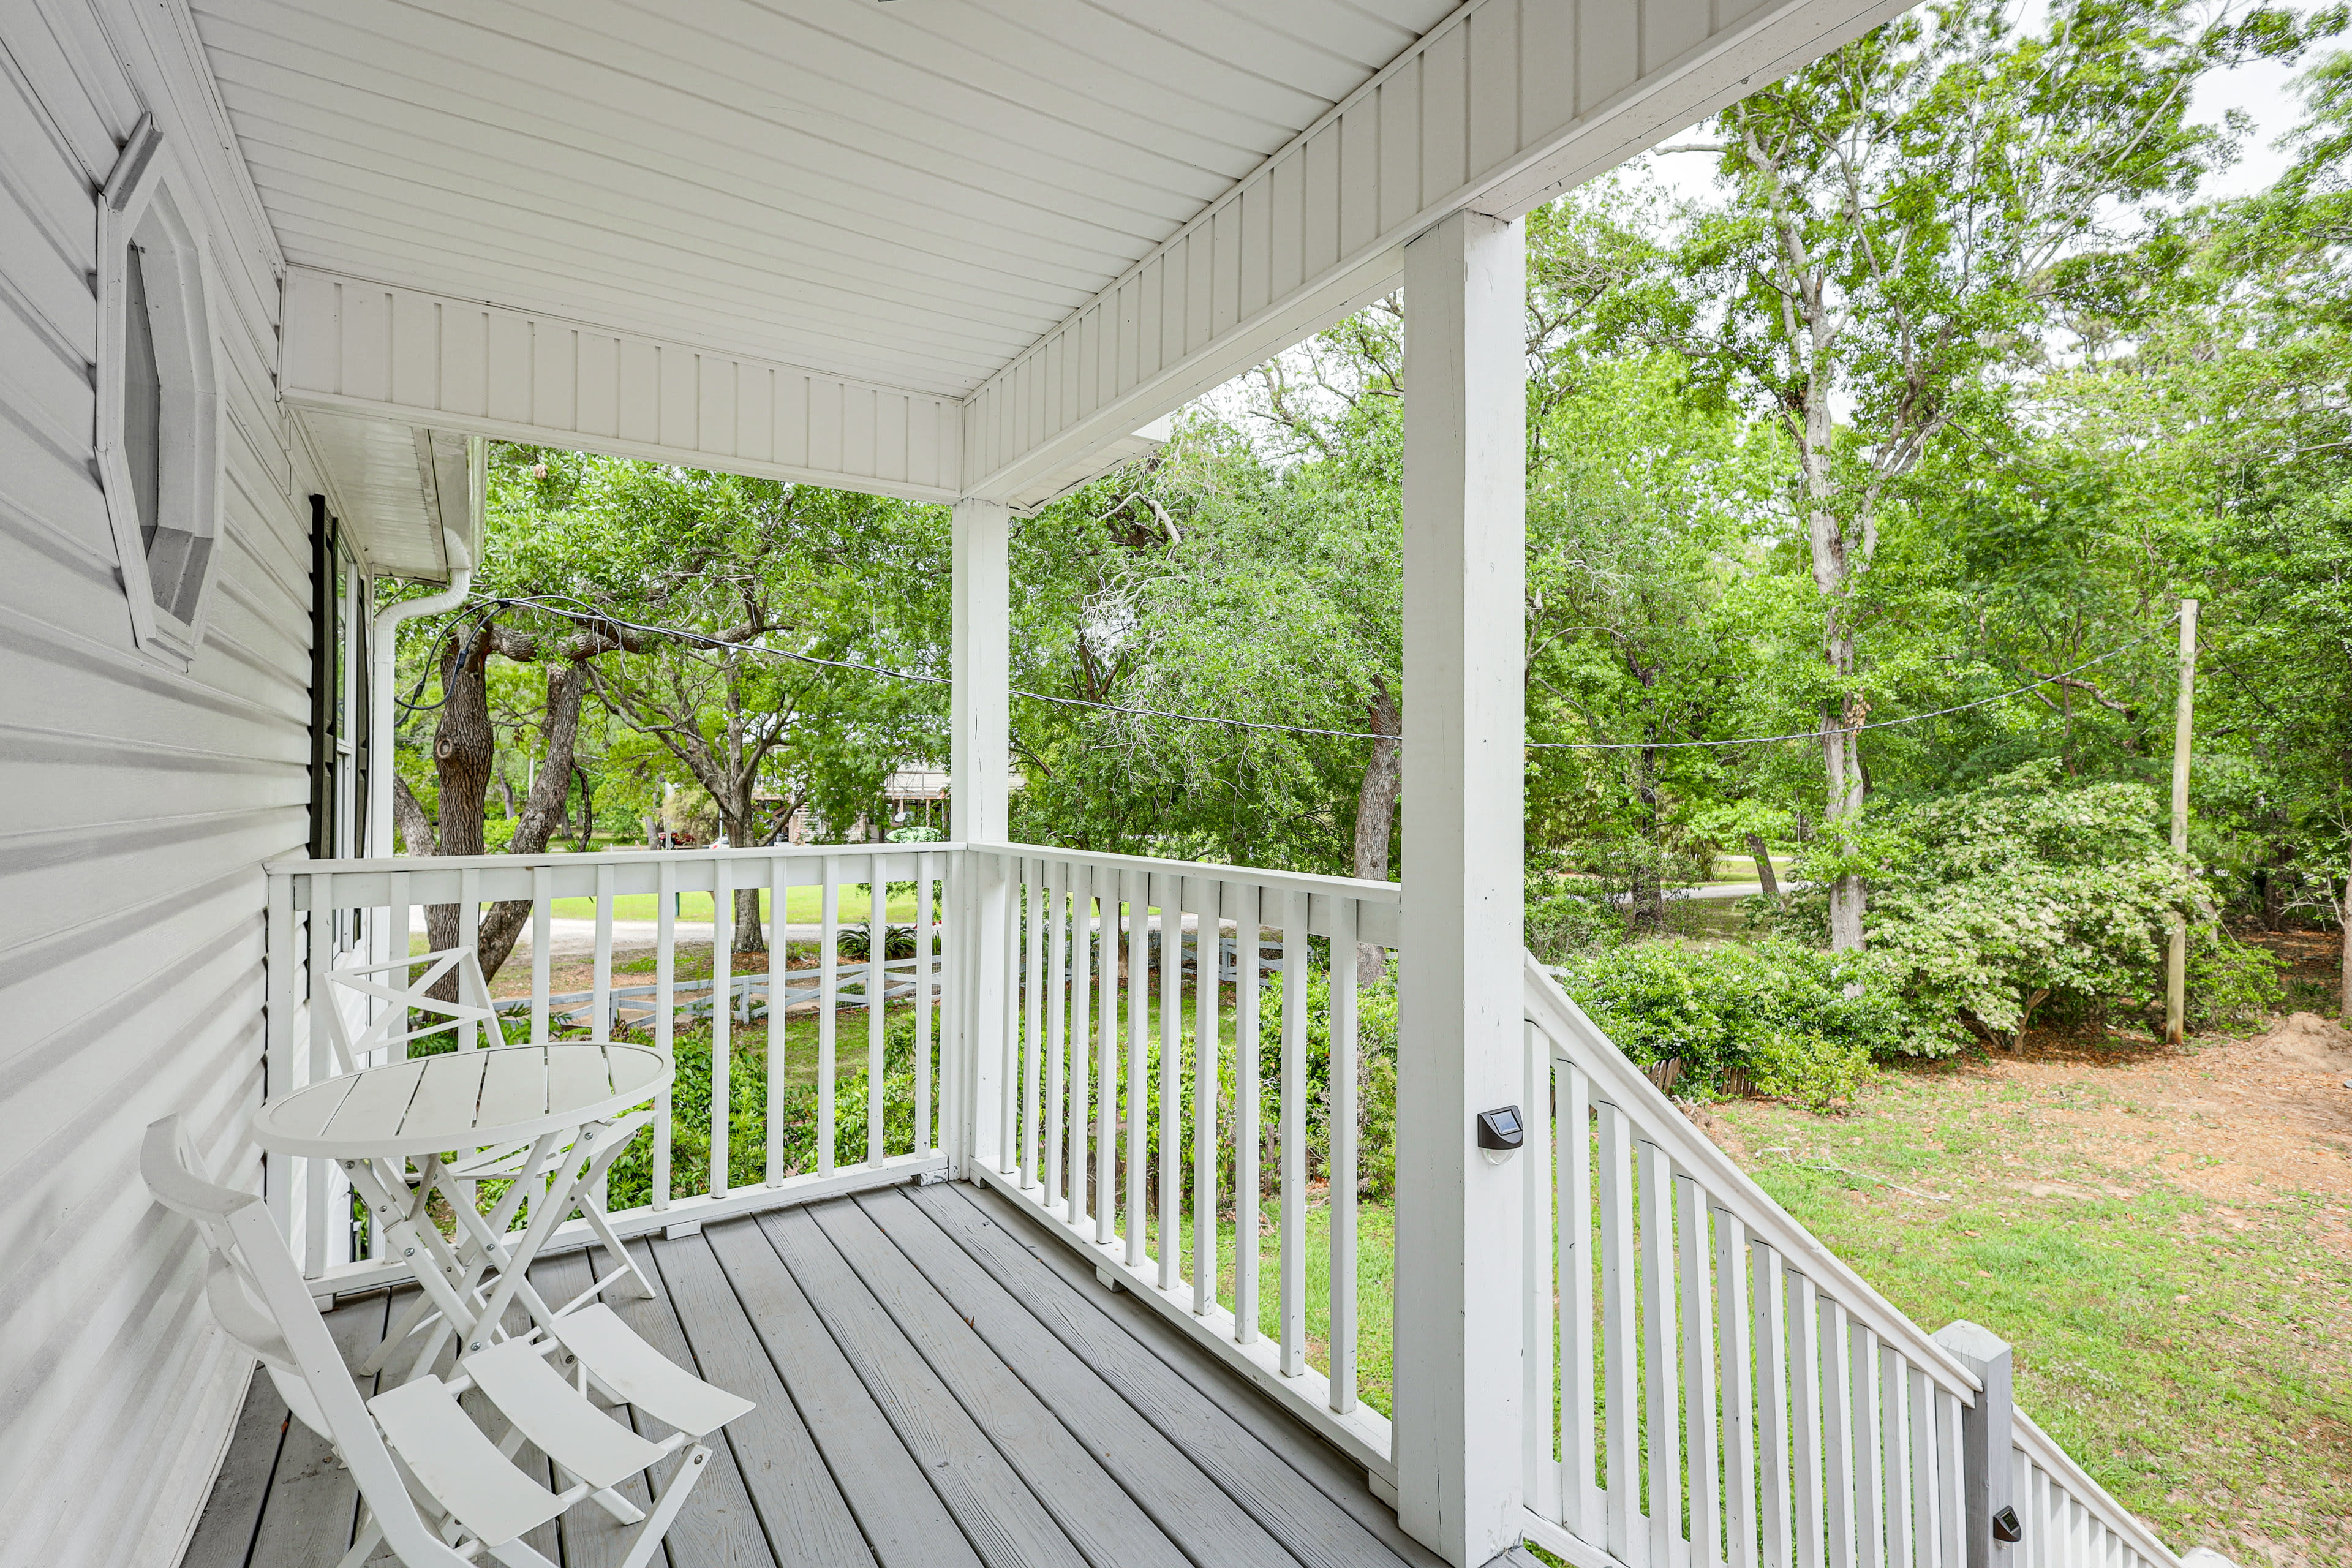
[959,0,1918,503]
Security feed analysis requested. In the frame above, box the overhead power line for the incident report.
[394,591,2168,753]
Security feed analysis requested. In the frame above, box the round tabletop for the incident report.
[252,1043,669,1160]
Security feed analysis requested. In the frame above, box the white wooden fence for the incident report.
[1519,957,2181,1568]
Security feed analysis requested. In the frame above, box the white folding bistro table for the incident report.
[253,1042,671,1381]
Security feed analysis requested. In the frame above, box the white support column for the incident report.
[1393,208,1528,1568]
[951,497,1012,1175]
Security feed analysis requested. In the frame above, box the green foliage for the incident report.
[1552,940,1907,1110]
[1807,763,2279,1045]
[603,1012,928,1207]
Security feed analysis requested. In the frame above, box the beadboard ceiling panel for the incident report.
[186,0,1464,398]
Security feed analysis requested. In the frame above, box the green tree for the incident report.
[1660,0,2328,948]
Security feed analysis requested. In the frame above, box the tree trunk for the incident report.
[1746,832,1779,898]
[473,659,599,980]
[574,765,595,852]
[422,629,497,995]
[1352,680,1401,984]
[2340,843,2351,1023]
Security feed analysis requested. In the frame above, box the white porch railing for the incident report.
[260,842,2184,1568]
[1520,957,2181,1568]
[265,842,962,1294]
[960,843,1403,1477]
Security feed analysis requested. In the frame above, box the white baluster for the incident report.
[712,855,733,1198]
[819,853,839,1177]
[1639,1140,1683,1568]
[1790,1270,1826,1568]
[1679,1174,1721,1568]
[870,854,889,1168]
[1095,865,1117,1247]
[1853,1323,1884,1568]
[1189,874,1218,1316]
[1329,897,1359,1414]
[916,850,937,1159]
[1068,862,1093,1231]
[1718,1210,1759,1568]
[654,855,674,1210]
[1125,868,1147,1266]
[1045,860,1067,1213]
[1156,872,1180,1291]
[1561,1058,1596,1538]
[1276,887,1307,1374]
[1597,1101,1638,1565]
[767,855,788,1185]
[1822,1297,1858,1568]
[1230,880,1262,1344]
[1756,1243,1795,1568]
[1022,861,1043,1188]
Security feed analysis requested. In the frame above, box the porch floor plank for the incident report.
[649,1229,876,1568]
[758,1204,1092,1568]
[186,1185,1427,1568]
[244,1291,387,1568]
[177,1365,290,1568]
[703,1209,985,1568]
[911,1182,1439,1568]
[852,1187,1306,1568]
[806,1193,1197,1568]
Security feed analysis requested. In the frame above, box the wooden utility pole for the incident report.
[2165,599,2198,1046]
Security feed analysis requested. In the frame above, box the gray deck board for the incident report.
[759,1205,1093,1568]
[598,1239,773,1568]
[652,1229,876,1568]
[703,1215,986,1568]
[190,1182,1433,1568]
[809,1194,1196,1568]
[176,1365,288,1568]
[928,1183,1448,1568]
[243,1291,386,1568]
[851,1189,1306,1568]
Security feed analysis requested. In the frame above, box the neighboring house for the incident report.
[0,6,2185,1568]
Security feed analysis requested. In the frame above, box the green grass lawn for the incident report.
[1703,1052,2352,1563]
[545,887,927,924]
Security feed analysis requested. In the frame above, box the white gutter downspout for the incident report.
[368,525,473,858]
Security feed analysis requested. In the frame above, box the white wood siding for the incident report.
[0,3,303,1565]
[962,0,1913,502]
[281,269,963,502]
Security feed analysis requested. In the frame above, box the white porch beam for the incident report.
[281,268,962,503]
[951,497,1012,1177]
[958,0,1909,505]
[1393,209,1527,1568]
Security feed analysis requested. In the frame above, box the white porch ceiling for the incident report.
[188,0,1462,398]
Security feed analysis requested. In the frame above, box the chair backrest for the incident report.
[141,1117,473,1568]
[322,946,500,1072]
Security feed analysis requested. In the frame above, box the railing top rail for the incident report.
[1523,951,1983,1401]
[265,840,967,878]
[2013,1411,2181,1568]
[973,840,1403,907]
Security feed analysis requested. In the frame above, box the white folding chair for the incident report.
[142,1117,752,1568]
[322,945,501,1072]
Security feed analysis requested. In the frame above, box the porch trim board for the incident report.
[280,268,963,503]
[301,1153,948,1302]
[959,0,1921,505]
